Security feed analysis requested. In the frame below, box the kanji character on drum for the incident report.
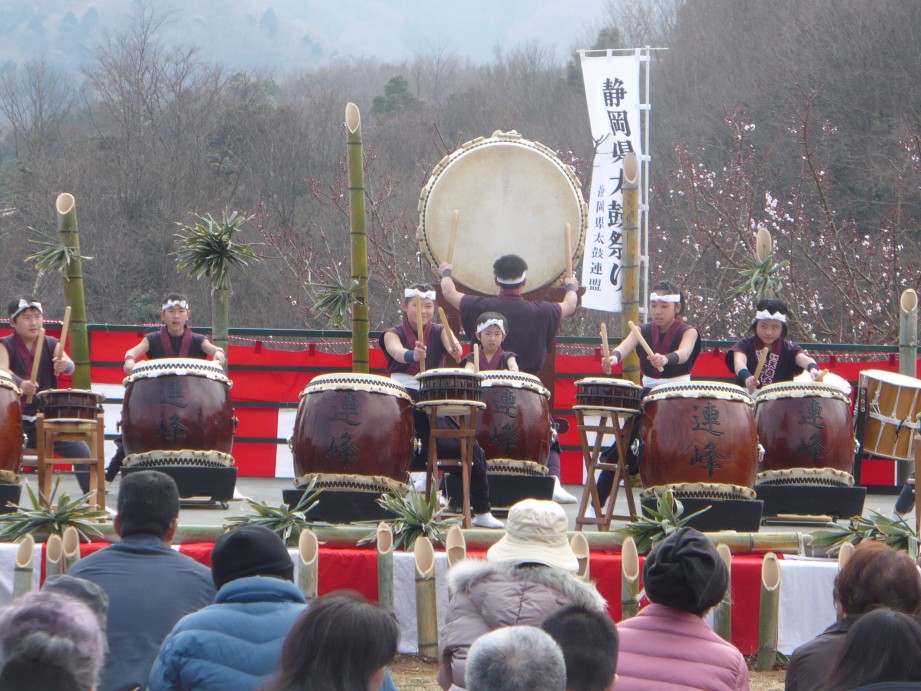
[106,292,226,480]
[462,312,519,371]
[439,254,580,503]
[380,284,503,529]
[594,281,703,508]
[0,296,88,459]
[726,298,820,394]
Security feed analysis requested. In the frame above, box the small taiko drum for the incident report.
[858,370,921,461]
[291,373,414,490]
[575,377,644,412]
[638,382,759,493]
[477,372,552,465]
[0,371,23,484]
[755,382,855,482]
[37,389,103,420]
[415,368,486,416]
[121,358,234,456]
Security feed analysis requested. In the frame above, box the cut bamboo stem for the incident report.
[56,193,90,389]
[835,542,855,625]
[377,522,394,611]
[899,288,918,488]
[414,537,438,658]
[714,543,733,642]
[571,532,590,582]
[62,525,80,573]
[45,532,63,580]
[756,552,781,671]
[346,102,370,374]
[621,152,641,386]
[620,536,640,619]
[297,529,319,603]
[13,534,35,599]
[446,524,466,567]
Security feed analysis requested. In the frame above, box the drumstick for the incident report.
[447,209,460,264]
[473,343,479,372]
[564,223,573,279]
[415,295,425,373]
[752,347,770,384]
[53,306,72,360]
[815,368,828,382]
[627,320,664,372]
[600,322,610,369]
[437,307,461,362]
[26,327,45,404]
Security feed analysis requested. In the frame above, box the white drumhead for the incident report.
[415,368,485,382]
[859,369,921,388]
[758,381,851,404]
[124,358,230,385]
[481,372,550,397]
[302,373,412,401]
[642,380,752,405]
[791,371,852,396]
[575,377,643,391]
[418,132,587,294]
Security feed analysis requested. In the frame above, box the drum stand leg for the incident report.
[575,409,638,531]
[424,409,477,529]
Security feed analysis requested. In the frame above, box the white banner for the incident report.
[579,53,644,312]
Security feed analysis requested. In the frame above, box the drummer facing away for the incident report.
[0,296,89,459]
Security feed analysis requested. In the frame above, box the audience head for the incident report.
[42,575,109,632]
[263,591,398,691]
[834,541,921,616]
[643,527,727,615]
[0,590,106,691]
[211,525,294,590]
[466,625,566,691]
[487,499,578,573]
[115,470,180,540]
[542,605,618,691]
[821,608,921,690]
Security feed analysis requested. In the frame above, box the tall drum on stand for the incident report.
[0,372,23,511]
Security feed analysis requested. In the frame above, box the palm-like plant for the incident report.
[810,510,919,556]
[174,211,261,365]
[362,483,460,551]
[612,488,710,554]
[733,226,788,301]
[0,477,106,542]
[223,478,323,546]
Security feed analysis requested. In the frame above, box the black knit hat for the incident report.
[643,527,728,613]
[210,525,294,590]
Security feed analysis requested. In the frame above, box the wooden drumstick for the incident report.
[752,347,770,384]
[600,322,610,370]
[447,209,459,264]
[53,306,72,360]
[814,366,828,382]
[26,327,45,404]
[415,295,425,373]
[565,223,573,279]
[473,343,479,372]
[627,320,664,373]
[437,306,461,362]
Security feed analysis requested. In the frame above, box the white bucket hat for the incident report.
[486,499,578,573]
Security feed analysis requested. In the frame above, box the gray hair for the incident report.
[466,625,566,691]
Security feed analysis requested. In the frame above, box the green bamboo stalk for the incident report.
[620,153,641,385]
[13,534,35,599]
[377,522,394,611]
[45,532,63,580]
[62,525,81,573]
[345,103,369,374]
[835,542,855,626]
[446,524,466,568]
[620,536,640,619]
[55,194,90,389]
[756,552,781,672]
[571,532,590,582]
[297,528,319,603]
[414,536,438,658]
[713,543,733,642]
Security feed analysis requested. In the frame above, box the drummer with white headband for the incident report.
[726,298,820,394]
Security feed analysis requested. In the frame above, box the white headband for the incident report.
[496,272,527,285]
[162,299,189,311]
[649,292,681,303]
[756,310,787,323]
[404,289,436,301]
[476,318,506,335]
[11,299,42,319]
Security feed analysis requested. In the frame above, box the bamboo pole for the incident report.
[297,528,319,603]
[621,153,641,386]
[377,522,394,611]
[414,537,438,658]
[446,524,467,567]
[899,289,918,486]
[571,532,590,582]
[756,552,781,671]
[714,543,733,642]
[13,534,35,599]
[835,542,855,625]
[55,194,90,389]
[45,532,63,580]
[346,102,370,374]
[62,525,80,573]
[620,536,640,619]
[26,327,45,404]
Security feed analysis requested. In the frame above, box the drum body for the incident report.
[291,373,414,482]
[0,372,23,483]
[37,389,103,420]
[638,382,758,489]
[859,370,921,461]
[755,383,854,473]
[416,368,485,416]
[575,377,643,412]
[417,131,587,294]
[477,372,551,465]
[121,358,234,455]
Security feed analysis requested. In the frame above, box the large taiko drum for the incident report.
[37,389,103,420]
[291,373,414,488]
[417,131,587,294]
[477,372,552,465]
[858,370,921,461]
[755,382,855,479]
[638,382,759,492]
[0,371,23,484]
[121,358,234,456]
